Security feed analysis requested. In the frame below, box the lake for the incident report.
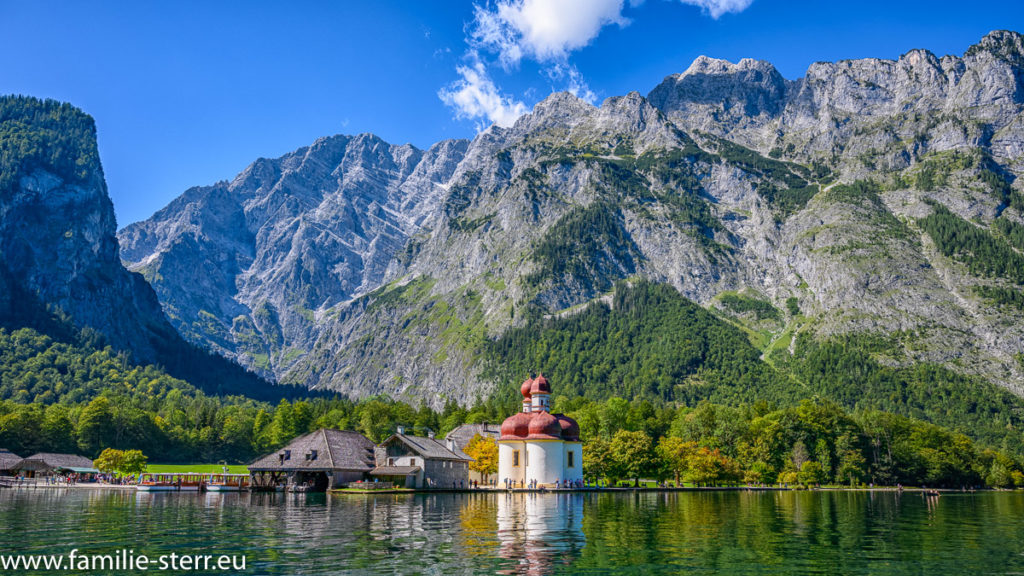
[0,489,1022,574]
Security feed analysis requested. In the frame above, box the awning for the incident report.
[62,467,100,474]
[370,466,421,476]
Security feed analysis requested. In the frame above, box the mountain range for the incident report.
[2,31,1022,419]
[112,30,1024,408]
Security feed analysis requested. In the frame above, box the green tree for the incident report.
[686,447,741,486]
[94,448,125,474]
[798,461,825,486]
[610,430,656,486]
[358,400,394,443]
[120,450,148,475]
[77,397,115,455]
[583,437,614,484]
[657,436,697,486]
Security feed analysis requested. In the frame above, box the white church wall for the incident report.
[499,441,526,486]
[563,443,583,484]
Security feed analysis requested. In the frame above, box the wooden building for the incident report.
[16,453,99,478]
[248,428,375,492]
[0,449,22,476]
[372,428,473,488]
[445,423,499,484]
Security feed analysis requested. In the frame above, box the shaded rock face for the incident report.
[122,32,1024,405]
[0,107,175,362]
[0,96,283,400]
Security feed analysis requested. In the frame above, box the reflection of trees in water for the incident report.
[458,493,501,555]
[494,493,586,576]
[2,490,1024,573]
[573,491,1024,574]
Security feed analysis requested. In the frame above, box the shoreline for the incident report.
[2,482,1017,495]
[332,485,1013,495]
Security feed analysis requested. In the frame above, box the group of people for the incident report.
[501,478,586,490]
[96,473,136,485]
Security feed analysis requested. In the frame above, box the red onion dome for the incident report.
[500,412,531,440]
[555,414,580,441]
[520,378,533,398]
[529,374,551,395]
[527,411,562,439]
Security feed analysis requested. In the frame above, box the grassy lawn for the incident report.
[146,464,250,474]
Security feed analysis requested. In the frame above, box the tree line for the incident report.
[573,398,1023,488]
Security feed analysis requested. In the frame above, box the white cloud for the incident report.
[471,0,629,67]
[438,58,528,128]
[440,0,755,128]
[677,0,753,19]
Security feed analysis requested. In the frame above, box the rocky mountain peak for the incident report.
[647,54,788,149]
[509,91,596,135]
[969,29,1024,63]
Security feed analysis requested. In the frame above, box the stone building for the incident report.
[372,428,473,488]
[445,423,500,484]
[498,375,583,488]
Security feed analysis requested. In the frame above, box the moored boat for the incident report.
[205,474,250,492]
[136,473,206,492]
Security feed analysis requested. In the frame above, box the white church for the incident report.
[498,374,583,488]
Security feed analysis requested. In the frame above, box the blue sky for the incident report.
[2,0,1022,226]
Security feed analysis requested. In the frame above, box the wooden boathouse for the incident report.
[0,449,22,476]
[16,453,98,478]
[248,428,375,492]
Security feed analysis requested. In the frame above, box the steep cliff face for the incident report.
[0,96,278,399]
[0,97,177,360]
[120,31,1024,405]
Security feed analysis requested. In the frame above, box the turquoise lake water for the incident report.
[0,489,1022,574]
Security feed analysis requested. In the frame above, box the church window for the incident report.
[567,451,575,468]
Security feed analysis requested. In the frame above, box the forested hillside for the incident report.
[1,324,1020,488]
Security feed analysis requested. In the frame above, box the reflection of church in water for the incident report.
[496,493,585,576]
[498,375,583,488]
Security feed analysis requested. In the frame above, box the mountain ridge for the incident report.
[119,30,1024,406]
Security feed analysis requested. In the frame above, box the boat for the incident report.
[205,474,250,492]
[136,473,205,492]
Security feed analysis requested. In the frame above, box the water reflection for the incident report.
[0,489,1023,575]
[493,493,585,575]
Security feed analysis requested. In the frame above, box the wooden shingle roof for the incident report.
[19,453,94,469]
[0,449,22,471]
[381,434,474,461]
[249,429,375,472]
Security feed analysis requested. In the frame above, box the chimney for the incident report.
[427,429,435,439]
[397,425,405,435]
[446,438,456,452]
